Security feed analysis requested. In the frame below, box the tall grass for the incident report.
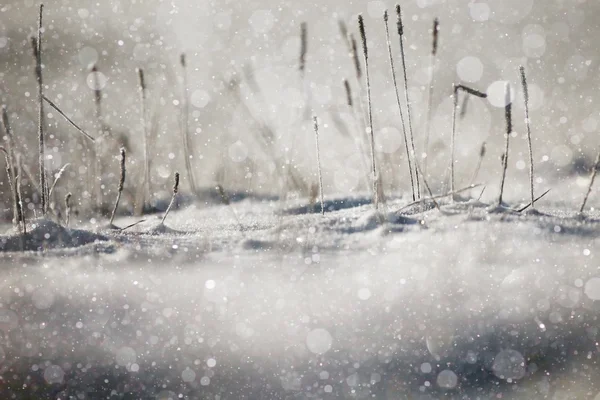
[1,106,19,226]
[423,18,439,178]
[498,83,512,206]
[137,68,151,210]
[384,9,416,201]
[519,66,535,209]
[358,14,379,211]
[161,172,179,225]
[179,54,198,195]
[313,116,325,215]
[110,148,126,226]
[395,4,420,198]
[34,4,47,215]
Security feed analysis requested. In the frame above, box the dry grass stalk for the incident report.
[423,18,439,177]
[179,54,198,194]
[16,154,26,235]
[91,64,106,211]
[34,4,47,214]
[1,105,20,226]
[161,172,179,225]
[110,148,126,225]
[358,14,379,211]
[395,4,420,198]
[137,68,151,206]
[313,116,325,215]
[520,65,535,209]
[498,83,512,206]
[384,9,416,201]
[42,96,96,141]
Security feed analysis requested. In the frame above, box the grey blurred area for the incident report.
[0,0,599,216]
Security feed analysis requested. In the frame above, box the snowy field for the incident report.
[1,0,600,398]
[2,193,600,399]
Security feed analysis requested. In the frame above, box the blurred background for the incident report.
[0,0,599,218]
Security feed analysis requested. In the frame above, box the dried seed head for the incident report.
[30,36,38,59]
[395,4,404,36]
[118,148,126,191]
[173,172,180,194]
[180,53,186,68]
[480,142,486,157]
[432,18,440,55]
[137,68,146,90]
[313,115,319,133]
[358,14,368,60]
[338,19,348,43]
[383,9,388,22]
[299,22,308,74]
[65,192,72,206]
[350,34,362,80]
[1,106,11,137]
[343,79,353,108]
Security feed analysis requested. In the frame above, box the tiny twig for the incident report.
[42,96,95,141]
[517,189,550,212]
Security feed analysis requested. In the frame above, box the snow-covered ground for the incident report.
[2,194,600,399]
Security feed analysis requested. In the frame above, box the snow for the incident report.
[0,195,599,397]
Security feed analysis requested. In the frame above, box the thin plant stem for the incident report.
[358,15,379,211]
[498,82,512,206]
[42,96,95,141]
[580,151,600,213]
[1,106,20,226]
[396,4,420,198]
[179,54,197,194]
[313,116,325,215]
[520,65,535,209]
[110,148,126,225]
[384,10,415,201]
[469,142,487,186]
[423,18,439,179]
[138,68,151,206]
[35,4,47,214]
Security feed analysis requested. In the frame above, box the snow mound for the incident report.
[0,218,107,252]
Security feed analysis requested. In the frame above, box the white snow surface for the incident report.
[1,194,600,398]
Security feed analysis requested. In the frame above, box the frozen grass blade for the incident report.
[313,116,325,215]
[395,4,420,198]
[423,18,439,178]
[161,172,179,225]
[520,65,535,209]
[179,54,198,194]
[42,96,96,141]
[358,14,379,211]
[349,34,362,81]
[110,148,126,225]
[498,82,512,207]
[384,9,416,201]
[518,189,550,213]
